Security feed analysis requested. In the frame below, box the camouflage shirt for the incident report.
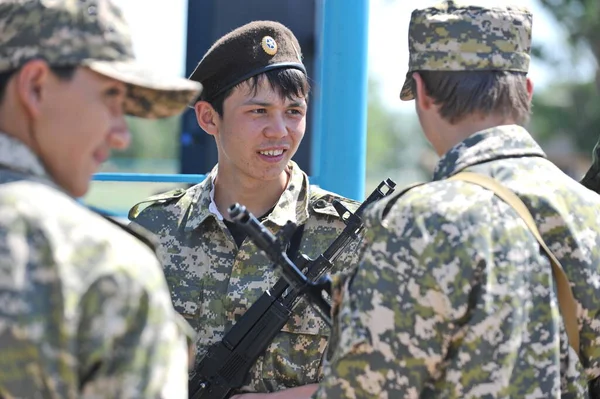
[129,161,362,393]
[0,132,194,399]
[315,125,600,398]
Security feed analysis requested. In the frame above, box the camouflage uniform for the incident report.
[129,161,362,393]
[0,0,201,397]
[315,2,600,398]
[0,133,195,398]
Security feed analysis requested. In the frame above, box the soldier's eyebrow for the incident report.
[242,99,307,108]
[287,100,307,108]
[243,99,272,107]
[242,99,306,108]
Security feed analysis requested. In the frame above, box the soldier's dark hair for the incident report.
[202,68,310,117]
[410,70,531,125]
[0,65,77,104]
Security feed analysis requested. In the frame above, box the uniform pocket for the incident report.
[281,299,330,336]
[259,329,330,390]
[258,299,331,389]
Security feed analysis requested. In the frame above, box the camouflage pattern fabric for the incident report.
[400,0,532,100]
[314,125,600,398]
[0,132,195,398]
[0,0,201,118]
[129,160,362,394]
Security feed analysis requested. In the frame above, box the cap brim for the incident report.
[86,60,202,119]
[399,71,414,101]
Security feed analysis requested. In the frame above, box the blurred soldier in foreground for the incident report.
[129,21,362,398]
[314,1,600,397]
[0,0,201,397]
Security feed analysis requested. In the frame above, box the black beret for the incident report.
[189,20,306,102]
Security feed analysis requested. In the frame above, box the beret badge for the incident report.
[261,36,278,56]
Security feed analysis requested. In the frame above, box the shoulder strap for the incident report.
[128,188,187,220]
[378,181,426,219]
[448,172,581,360]
[92,209,159,254]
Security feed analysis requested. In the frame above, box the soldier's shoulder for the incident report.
[0,179,95,224]
[365,178,490,228]
[308,185,361,218]
[0,181,161,270]
[128,186,192,221]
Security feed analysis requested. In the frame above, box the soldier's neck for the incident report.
[435,114,518,157]
[213,169,289,221]
[0,101,32,148]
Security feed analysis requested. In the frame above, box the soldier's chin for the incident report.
[256,165,288,182]
[63,176,91,199]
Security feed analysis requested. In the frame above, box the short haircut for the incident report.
[0,65,77,104]
[202,67,310,117]
[411,70,531,125]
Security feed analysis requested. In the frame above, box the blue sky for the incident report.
[115,0,596,112]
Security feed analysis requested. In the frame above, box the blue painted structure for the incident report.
[93,173,206,184]
[312,0,369,201]
[92,0,369,203]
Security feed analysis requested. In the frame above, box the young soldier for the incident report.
[314,1,600,398]
[129,21,362,398]
[0,0,201,397]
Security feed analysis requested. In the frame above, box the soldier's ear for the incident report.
[526,77,534,102]
[194,101,219,137]
[413,72,433,111]
[15,59,52,120]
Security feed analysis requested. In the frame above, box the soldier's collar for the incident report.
[183,161,310,232]
[184,166,219,231]
[433,124,546,181]
[0,131,49,179]
[265,161,310,227]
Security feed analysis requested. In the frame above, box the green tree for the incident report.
[532,0,600,157]
[113,116,181,160]
[366,79,430,191]
[531,81,600,152]
[538,0,600,69]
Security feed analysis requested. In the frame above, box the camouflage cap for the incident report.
[0,0,202,119]
[400,0,532,101]
[189,20,306,103]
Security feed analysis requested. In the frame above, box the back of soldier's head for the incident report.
[401,1,533,125]
[188,20,310,116]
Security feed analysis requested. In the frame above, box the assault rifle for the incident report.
[188,179,396,399]
[581,140,600,194]
[581,162,600,194]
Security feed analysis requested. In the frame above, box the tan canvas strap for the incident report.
[448,172,581,359]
